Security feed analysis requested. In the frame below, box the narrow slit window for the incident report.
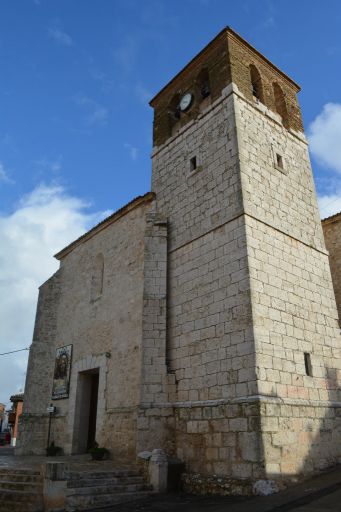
[276,153,283,169]
[190,156,197,172]
[273,82,289,128]
[196,68,211,100]
[304,353,313,376]
[249,64,264,103]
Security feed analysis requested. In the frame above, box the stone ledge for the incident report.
[139,395,341,409]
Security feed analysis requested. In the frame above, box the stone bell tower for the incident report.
[143,27,341,492]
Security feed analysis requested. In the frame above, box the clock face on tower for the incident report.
[179,92,193,112]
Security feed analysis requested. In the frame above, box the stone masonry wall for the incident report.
[140,213,168,405]
[152,86,244,253]
[137,400,263,486]
[167,216,255,403]
[235,88,341,478]
[150,85,262,478]
[323,214,341,327]
[235,86,325,252]
[19,198,154,457]
[17,272,62,455]
[152,87,257,405]
[246,217,341,402]
[259,400,341,481]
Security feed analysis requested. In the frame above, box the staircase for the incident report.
[65,467,152,511]
[0,467,43,512]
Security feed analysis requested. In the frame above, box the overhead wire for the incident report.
[0,347,30,356]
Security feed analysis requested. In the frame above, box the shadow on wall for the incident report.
[261,366,341,491]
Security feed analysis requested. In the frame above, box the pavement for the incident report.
[0,445,14,457]
[94,465,341,512]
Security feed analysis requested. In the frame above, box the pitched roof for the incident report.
[322,211,341,224]
[10,393,24,402]
[55,191,155,260]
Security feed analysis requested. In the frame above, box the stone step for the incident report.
[69,469,140,479]
[0,479,43,491]
[0,501,43,512]
[0,473,42,483]
[0,468,41,477]
[66,482,151,495]
[66,490,152,511]
[67,475,145,487]
[0,488,43,504]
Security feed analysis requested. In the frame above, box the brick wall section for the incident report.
[151,31,231,147]
[322,213,341,327]
[227,32,303,133]
[150,28,303,148]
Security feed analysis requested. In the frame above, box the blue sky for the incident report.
[0,0,341,406]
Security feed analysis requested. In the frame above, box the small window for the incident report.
[272,147,287,174]
[190,156,197,172]
[276,153,283,169]
[304,353,313,377]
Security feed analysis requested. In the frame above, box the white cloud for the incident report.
[308,103,341,174]
[318,192,341,219]
[124,143,138,161]
[89,68,114,94]
[74,94,109,127]
[0,162,13,184]
[87,107,108,126]
[34,155,62,173]
[48,27,73,47]
[0,184,109,405]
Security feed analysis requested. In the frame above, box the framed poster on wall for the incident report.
[52,344,73,399]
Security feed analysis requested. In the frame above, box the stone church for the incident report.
[18,28,341,492]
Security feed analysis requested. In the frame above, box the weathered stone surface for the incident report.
[18,28,341,496]
[322,212,341,327]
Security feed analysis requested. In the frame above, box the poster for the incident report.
[51,345,72,399]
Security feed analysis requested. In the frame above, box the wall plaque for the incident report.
[52,344,72,399]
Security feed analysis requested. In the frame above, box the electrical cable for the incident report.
[0,348,30,356]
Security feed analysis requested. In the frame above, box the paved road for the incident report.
[94,487,341,512]
[291,487,341,511]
